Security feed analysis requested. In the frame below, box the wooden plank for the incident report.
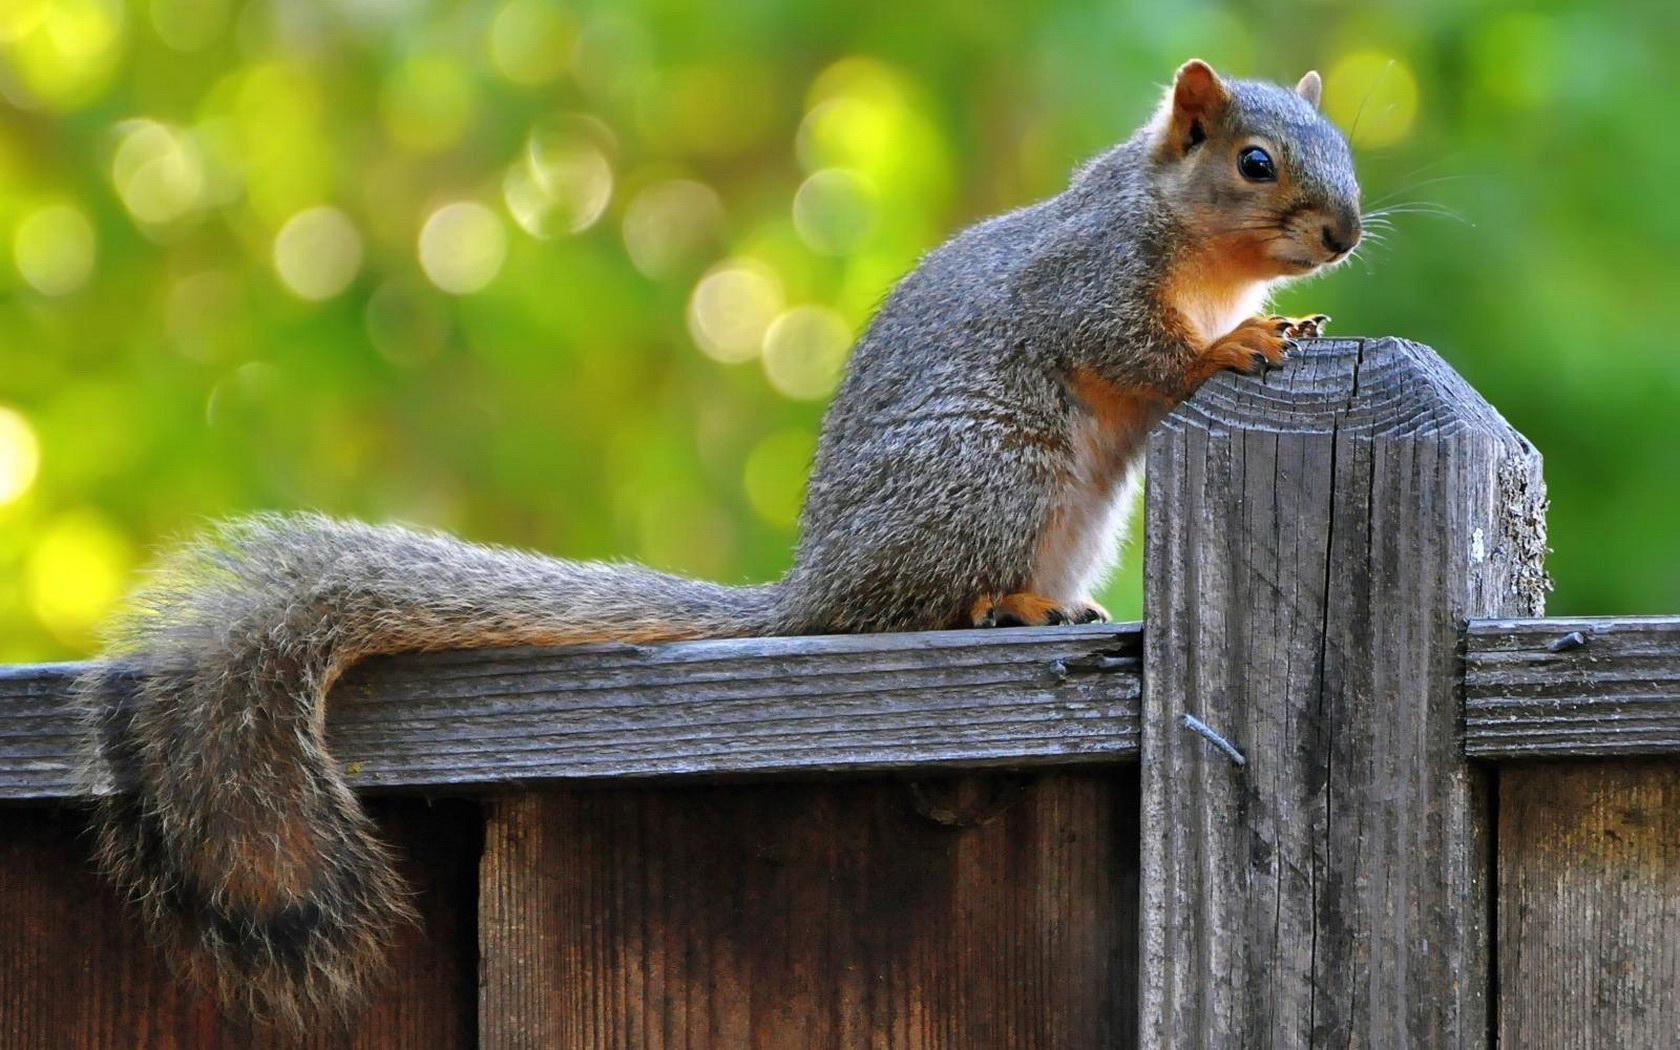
[1498,761,1680,1048]
[0,798,481,1049]
[1139,337,1548,1048]
[1465,616,1680,758]
[479,770,1138,1050]
[0,624,1141,800]
[0,662,82,801]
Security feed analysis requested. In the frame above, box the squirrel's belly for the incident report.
[1029,417,1146,602]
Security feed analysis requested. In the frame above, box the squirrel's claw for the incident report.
[1072,600,1109,624]
[1245,345,1291,374]
[970,592,1101,628]
[1269,313,1330,339]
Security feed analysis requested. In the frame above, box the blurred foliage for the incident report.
[1,0,1677,660]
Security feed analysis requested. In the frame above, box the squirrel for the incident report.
[76,59,1361,1029]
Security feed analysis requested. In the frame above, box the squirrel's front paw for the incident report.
[1193,316,1293,382]
[971,592,1106,628]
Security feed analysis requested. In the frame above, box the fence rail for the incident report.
[5,612,1678,801]
[0,624,1143,800]
[1465,615,1680,758]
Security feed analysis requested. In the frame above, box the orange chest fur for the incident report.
[1028,369,1164,601]
[1162,238,1273,349]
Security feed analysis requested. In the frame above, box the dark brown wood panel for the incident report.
[480,770,1138,1050]
[1498,761,1680,1050]
[1466,616,1680,758]
[0,799,481,1050]
[0,625,1141,800]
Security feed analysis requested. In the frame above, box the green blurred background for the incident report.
[1,0,1676,660]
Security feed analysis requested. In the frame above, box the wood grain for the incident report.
[1466,616,1680,757]
[0,626,1141,801]
[1498,761,1680,1049]
[0,798,481,1050]
[479,771,1139,1050]
[1139,337,1548,1048]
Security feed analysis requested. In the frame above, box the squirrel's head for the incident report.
[1146,59,1362,278]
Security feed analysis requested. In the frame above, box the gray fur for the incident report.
[78,63,1360,1029]
[785,72,1361,630]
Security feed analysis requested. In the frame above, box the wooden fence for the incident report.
[0,337,1675,1049]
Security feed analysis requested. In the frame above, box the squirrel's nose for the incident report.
[1320,218,1361,256]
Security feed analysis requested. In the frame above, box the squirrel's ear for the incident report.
[1163,59,1230,156]
[1296,70,1323,109]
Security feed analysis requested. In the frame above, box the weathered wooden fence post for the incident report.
[1140,338,1548,1047]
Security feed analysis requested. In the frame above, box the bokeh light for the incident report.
[273,206,363,301]
[797,56,950,206]
[25,509,133,647]
[488,0,575,87]
[419,202,507,294]
[505,117,615,237]
[793,168,878,256]
[231,63,330,226]
[687,260,784,363]
[1324,51,1419,149]
[111,120,206,227]
[0,407,42,506]
[0,0,125,111]
[621,179,724,277]
[762,306,852,400]
[13,202,96,295]
[0,0,50,43]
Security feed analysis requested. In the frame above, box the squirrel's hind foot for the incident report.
[970,592,1107,628]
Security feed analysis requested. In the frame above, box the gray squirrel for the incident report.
[78,59,1361,1029]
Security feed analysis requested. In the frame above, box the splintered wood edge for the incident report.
[0,623,1144,800]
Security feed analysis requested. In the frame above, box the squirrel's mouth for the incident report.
[1278,240,1354,274]
[1274,211,1361,274]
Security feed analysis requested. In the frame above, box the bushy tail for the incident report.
[76,513,778,1029]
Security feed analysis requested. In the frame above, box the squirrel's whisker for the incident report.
[1365,173,1481,208]
[1347,59,1396,145]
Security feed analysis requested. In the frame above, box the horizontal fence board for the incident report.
[6,611,1678,801]
[1464,616,1680,758]
[0,624,1142,800]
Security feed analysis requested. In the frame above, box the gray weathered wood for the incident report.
[1139,337,1548,1048]
[1498,761,1680,1049]
[0,624,1140,800]
[1465,616,1680,758]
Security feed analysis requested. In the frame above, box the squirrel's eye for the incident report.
[1237,146,1276,182]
